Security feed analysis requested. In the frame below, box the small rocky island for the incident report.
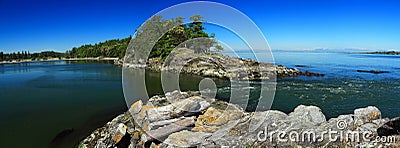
[121,48,324,80]
[79,90,400,147]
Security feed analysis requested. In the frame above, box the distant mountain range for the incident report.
[356,51,400,55]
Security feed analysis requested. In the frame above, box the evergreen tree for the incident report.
[66,15,222,61]
[23,51,28,59]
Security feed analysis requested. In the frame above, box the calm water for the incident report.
[0,61,125,148]
[0,51,399,147]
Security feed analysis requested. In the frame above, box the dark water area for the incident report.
[0,60,126,148]
[0,51,399,147]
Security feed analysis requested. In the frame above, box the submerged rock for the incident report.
[294,64,312,68]
[299,71,325,77]
[357,69,389,74]
[51,128,74,144]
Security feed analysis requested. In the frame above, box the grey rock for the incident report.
[163,130,212,147]
[148,117,187,130]
[354,106,381,125]
[146,96,210,122]
[81,91,399,148]
[288,105,326,126]
[80,116,128,148]
[135,48,305,80]
[248,110,288,132]
[324,114,355,131]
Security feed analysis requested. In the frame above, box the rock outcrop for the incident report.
[79,90,399,148]
[123,48,323,80]
[357,69,389,74]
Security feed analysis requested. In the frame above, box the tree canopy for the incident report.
[0,51,63,61]
[66,37,131,59]
[128,14,221,62]
[1,15,223,62]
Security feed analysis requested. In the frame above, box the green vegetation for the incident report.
[1,15,222,62]
[149,14,217,58]
[0,51,63,62]
[66,37,131,59]
[128,14,221,62]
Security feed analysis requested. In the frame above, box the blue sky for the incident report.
[1,0,399,53]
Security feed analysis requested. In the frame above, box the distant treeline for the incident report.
[66,37,131,59]
[0,51,64,61]
[2,15,222,62]
[362,51,400,55]
[66,15,221,60]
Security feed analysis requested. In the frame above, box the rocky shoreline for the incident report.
[80,49,400,147]
[79,90,399,148]
[121,48,324,80]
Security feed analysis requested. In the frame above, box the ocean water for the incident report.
[0,50,399,147]
[0,61,126,148]
[222,50,400,118]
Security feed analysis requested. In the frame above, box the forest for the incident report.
[0,51,64,61]
[67,15,222,60]
[1,15,222,62]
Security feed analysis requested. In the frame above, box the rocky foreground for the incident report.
[121,48,324,80]
[79,90,400,148]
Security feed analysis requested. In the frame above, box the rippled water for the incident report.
[220,50,400,118]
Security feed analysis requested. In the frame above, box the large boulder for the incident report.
[193,107,245,133]
[287,105,327,126]
[146,96,210,122]
[354,106,382,125]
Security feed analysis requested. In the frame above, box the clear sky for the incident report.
[1,0,399,53]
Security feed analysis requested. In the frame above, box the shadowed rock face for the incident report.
[378,117,400,136]
[79,90,399,148]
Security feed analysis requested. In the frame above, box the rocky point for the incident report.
[79,90,400,148]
